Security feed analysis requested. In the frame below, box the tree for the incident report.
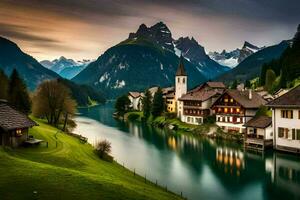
[142,89,152,118]
[115,95,130,116]
[95,139,112,159]
[231,80,238,89]
[245,79,251,89]
[32,80,77,127]
[265,69,276,92]
[151,87,164,117]
[0,70,9,100]
[8,69,31,114]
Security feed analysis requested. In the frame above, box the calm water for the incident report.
[74,102,300,200]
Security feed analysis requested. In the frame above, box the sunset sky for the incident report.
[0,0,299,61]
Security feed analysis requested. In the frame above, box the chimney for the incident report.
[249,89,252,100]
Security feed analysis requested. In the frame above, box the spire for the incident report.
[176,55,187,76]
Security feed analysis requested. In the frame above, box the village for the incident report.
[127,56,300,154]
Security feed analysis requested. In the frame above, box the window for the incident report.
[236,108,240,113]
[224,108,228,113]
[297,129,300,140]
[281,110,293,119]
[278,128,285,138]
[299,110,300,119]
[230,98,234,103]
[177,78,180,83]
[224,98,228,103]
[183,78,185,84]
[292,129,296,140]
[230,108,233,113]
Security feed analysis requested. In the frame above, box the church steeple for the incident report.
[176,55,187,76]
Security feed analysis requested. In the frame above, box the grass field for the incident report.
[0,117,182,200]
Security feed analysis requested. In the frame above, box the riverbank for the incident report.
[124,111,243,142]
[0,117,183,200]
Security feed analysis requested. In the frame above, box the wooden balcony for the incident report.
[244,135,273,151]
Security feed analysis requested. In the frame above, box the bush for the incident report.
[95,140,113,162]
[164,112,177,119]
[203,115,216,124]
[127,113,141,121]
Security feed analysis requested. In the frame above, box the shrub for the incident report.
[203,115,216,124]
[95,140,113,162]
[164,112,177,119]
[127,113,141,121]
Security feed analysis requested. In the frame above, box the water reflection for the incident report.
[74,104,300,200]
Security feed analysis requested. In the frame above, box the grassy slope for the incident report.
[0,118,182,200]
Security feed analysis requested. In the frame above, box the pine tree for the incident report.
[0,70,9,100]
[151,87,164,117]
[115,95,130,116]
[245,80,251,89]
[231,80,238,89]
[265,69,276,92]
[8,69,31,114]
[142,89,152,118]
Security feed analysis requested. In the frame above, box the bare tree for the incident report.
[32,80,76,127]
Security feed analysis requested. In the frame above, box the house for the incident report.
[244,116,273,151]
[165,92,176,112]
[212,89,267,133]
[267,85,300,154]
[175,56,188,117]
[273,88,290,98]
[128,92,143,111]
[178,82,225,125]
[0,100,37,147]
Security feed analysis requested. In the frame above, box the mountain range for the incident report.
[216,40,290,83]
[40,57,91,79]
[209,41,262,68]
[73,22,230,97]
[0,36,59,90]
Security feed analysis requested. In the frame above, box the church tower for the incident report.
[175,55,187,101]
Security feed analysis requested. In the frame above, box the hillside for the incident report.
[0,118,182,200]
[73,22,229,98]
[0,37,59,90]
[216,40,289,84]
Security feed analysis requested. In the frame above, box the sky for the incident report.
[0,0,299,61]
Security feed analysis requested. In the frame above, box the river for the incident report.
[73,102,300,200]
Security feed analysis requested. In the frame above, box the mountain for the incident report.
[216,40,290,84]
[174,37,230,78]
[209,41,262,68]
[73,22,228,97]
[260,24,300,89]
[40,57,90,79]
[0,36,59,90]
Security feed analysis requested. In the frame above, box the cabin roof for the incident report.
[128,92,141,98]
[212,90,267,109]
[244,116,272,128]
[0,101,37,131]
[267,85,300,108]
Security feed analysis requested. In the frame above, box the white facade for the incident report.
[175,75,187,117]
[272,108,300,153]
[180,99,212,125]
[128,95,142,111]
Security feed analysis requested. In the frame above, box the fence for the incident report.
[115,159,188,200]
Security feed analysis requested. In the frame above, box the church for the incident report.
[167,56,226,125]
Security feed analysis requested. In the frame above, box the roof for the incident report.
[179,89,219,101]
[165,92,175,98]
[206,82,226,88]
[267,85,300,108]
[213,89,267,108]
[176,55,187,76]
[128,92,141,98]
[162,87,175,95]
[244,116,272,128]
[0,101,37,131]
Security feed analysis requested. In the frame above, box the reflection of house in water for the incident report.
[216,147,245,176]
[266,154,300,199]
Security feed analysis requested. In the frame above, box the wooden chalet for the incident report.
[0,100,37,147]
[212,89,267,133]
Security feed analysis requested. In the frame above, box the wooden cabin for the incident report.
[0,100,37,147]
[211,89,267,133]
[244,116,273,151]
